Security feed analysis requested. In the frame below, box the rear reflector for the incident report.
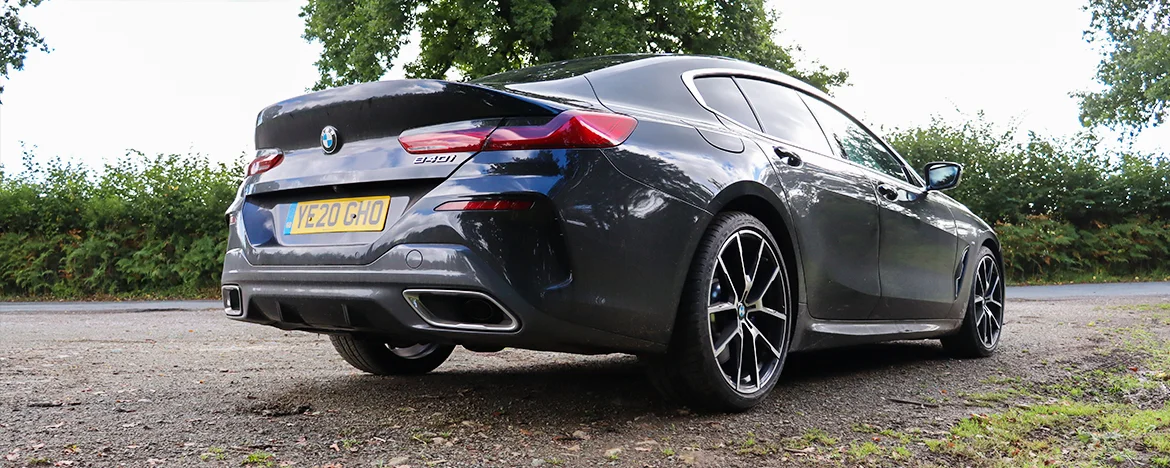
[435,200,535,211]
[398,110,637,155]
[246,149,283,176]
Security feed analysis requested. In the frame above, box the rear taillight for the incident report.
[398,110,637,155]
[435,199,535,211]
[485,111,637,151]
[246,149,283,176]
[398,126,495,154]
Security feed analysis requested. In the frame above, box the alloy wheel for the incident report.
[706,229,790,394]
[972,255,1004,348]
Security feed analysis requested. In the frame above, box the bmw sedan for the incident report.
[221,54,1003,412]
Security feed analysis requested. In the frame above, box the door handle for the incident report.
[773,147,802,167]
[877,183,899,201]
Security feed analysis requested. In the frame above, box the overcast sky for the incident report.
[1,0,1167,172]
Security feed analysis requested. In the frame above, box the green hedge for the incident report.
[0,152,241,298]
[995,216,1170,281]
[2,117,1168,299]
[887,116,1170,282]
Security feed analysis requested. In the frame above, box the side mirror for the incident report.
[924,162,962,191]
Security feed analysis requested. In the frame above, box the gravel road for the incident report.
[2,284,1169,467]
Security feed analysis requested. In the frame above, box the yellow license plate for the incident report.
[283,196,391,235]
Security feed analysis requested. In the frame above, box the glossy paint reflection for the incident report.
[769,146,882,320]
[871,185,961,320]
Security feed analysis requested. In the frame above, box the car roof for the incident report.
[472,54,833,105]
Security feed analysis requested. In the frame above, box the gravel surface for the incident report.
[2,293,1169,467]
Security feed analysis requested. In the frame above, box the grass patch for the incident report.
[200,446,226,461]
[241,451,275,467]
[845,441,881,461]
[922,324,1170,466]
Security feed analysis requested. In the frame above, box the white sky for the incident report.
[1,0,1167,172]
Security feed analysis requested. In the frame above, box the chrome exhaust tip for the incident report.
[222,285,243,316]
[402,289,520,332]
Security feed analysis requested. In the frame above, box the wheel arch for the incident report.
[703,181,805,312]
[980,235,1005,285]
[981,236,1003,266]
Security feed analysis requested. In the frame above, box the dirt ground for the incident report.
[2,295,1168,467]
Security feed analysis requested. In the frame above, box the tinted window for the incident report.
[693,77,761,131]
[802,97,910,183]
[734,79,832,155]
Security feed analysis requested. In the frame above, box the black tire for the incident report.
[647,212,793,412]
[329,335,455,375]
[941,246,1004,358]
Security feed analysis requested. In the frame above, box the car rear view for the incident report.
[220,67,702,374]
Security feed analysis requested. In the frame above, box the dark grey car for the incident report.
[221,54,1003,411]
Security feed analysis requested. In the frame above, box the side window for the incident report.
[734,78,833,155]
[802,96,910,183]
[692,77,761,131]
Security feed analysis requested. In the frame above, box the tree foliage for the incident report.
[300,0,847,91]
[0,0,49,100]
[1078,0,1170,133]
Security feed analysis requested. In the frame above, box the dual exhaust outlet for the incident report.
[219,285,518,332]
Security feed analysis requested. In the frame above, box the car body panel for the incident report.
[222,54,1001,356]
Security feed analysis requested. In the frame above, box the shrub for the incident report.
[888,116,1170,282]
[886,116,1170,228]
[0,151,242,298]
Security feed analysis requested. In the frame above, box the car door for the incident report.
[800,96,962,320]
[697,76,881,320]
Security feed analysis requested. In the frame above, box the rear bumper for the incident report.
[220,243,665,355]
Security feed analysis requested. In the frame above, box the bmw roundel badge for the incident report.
[320,126,340,154]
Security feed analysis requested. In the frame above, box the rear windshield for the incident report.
[471,54,657,84]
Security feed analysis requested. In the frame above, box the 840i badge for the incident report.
[413,155,458,164]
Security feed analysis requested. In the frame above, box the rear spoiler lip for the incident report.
[254,79,568,151]
[256,79,570,128]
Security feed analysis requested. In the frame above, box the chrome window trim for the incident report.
[681,68,926,191]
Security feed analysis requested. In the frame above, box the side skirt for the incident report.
[788,303,963,352]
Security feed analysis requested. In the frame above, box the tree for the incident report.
[301,0,847,91]
[0,0,49,100]
[1078,0,1170,133]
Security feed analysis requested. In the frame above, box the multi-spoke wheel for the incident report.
[330,335,455,375]
[707,229,789,394]
[942,247,1004,357]
[645,212,792,412]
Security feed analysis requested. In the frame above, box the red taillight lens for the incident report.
[398,111,637,155]
[435,199,535,211]
[485,110,638,151]
[398,127,495,155]
[246,149,283,176]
